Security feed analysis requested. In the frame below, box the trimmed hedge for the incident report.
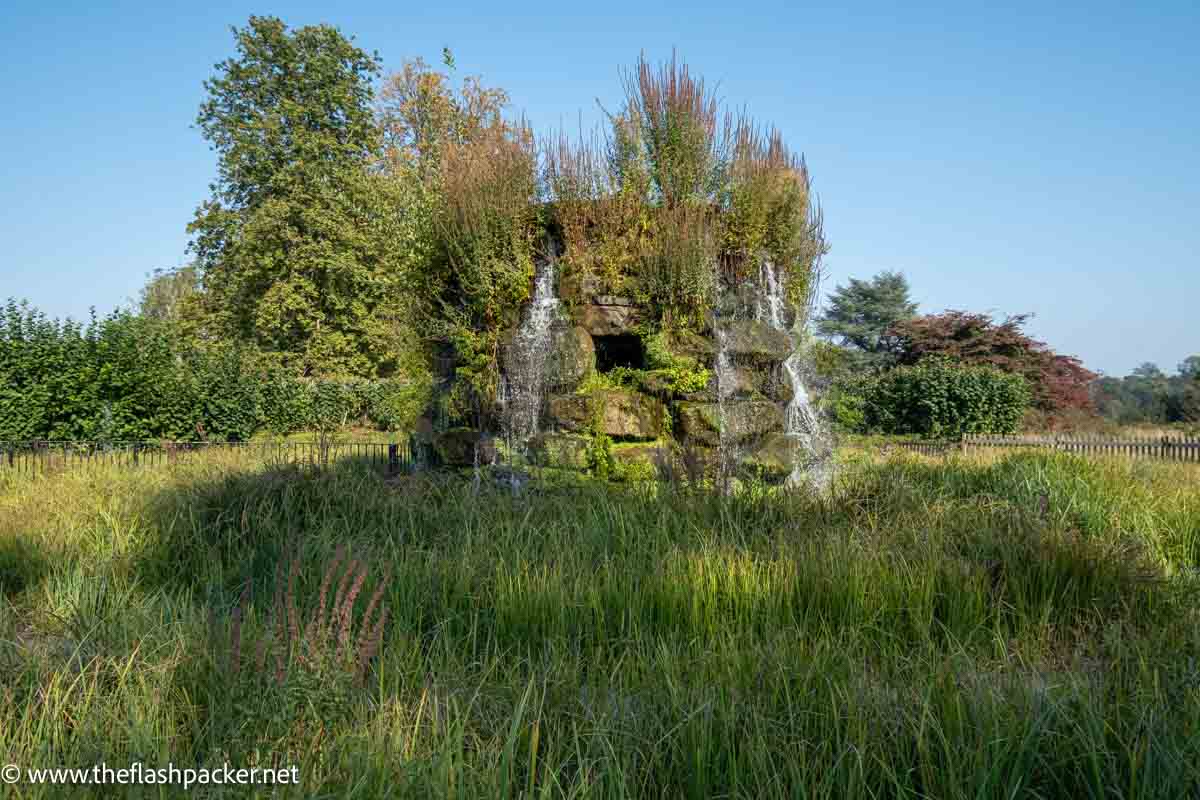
[853,359,1030,438]
[0,301,426,441]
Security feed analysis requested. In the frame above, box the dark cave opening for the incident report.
[594,334,645,373]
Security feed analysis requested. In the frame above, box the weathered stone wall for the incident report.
[526,289,795,481]
[432,250,803,484]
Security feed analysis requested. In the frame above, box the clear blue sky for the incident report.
[1,0,1196,377]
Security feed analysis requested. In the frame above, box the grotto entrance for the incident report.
[594,334,645,373]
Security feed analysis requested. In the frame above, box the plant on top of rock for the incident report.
[378,55,540,425]
[721,123,827,317]
[542,52,825,335]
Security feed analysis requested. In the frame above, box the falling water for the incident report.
[757,258,788,331]
[713,325,737,493]
[502,247,562,448]
[710,255,738,493]
[497,373,509,416]
[757,260,833,490]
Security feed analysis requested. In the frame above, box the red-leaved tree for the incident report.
[887,311,1097,414]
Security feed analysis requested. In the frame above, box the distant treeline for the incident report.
[1091,360,1200,425]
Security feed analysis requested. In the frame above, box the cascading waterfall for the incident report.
[713,326,736,493]
[757,259,788,331]
[757,259,833,490]
[711,258,738,493]
[501,244,562,451]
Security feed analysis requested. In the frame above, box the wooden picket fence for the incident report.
[894,434,1200,462]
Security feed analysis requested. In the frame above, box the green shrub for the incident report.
[196,345,263,441]
[827,387,868,432]
[642,330,711,395]
[368,378,429,432]
[310,380,361,432]
[0,303,210,441]
[860,359,1029,438]
[259,369,314,435]
[584,432,616,479]
[1,299,427,441]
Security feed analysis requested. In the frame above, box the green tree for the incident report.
[139,265,199,323]
[888,310,1096,414]
[816,271,917,366]
[188,16,415,377]
[1091,361,1200,425]
[1125,363,1170,421]
[1132,362,1165,380]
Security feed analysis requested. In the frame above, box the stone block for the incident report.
[529,432,591,470]
[500,323,595,394]
[547,325,595,391]
[675,400,784,447]
[432,429,496,466]
[723,320,794,363]
[578,303,643,337]
[547,389,664,440]
[741,433,802,483]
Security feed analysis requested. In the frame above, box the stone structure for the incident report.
[427,235,831,487]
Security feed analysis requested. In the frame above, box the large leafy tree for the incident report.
[888,310,1096,413]
[188,16,415,377]
[816,271,917,365]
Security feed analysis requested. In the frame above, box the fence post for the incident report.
[388,443,399,475]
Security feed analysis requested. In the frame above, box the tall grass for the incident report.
[1,448,1198,797]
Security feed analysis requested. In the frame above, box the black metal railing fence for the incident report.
[0,439,419,476]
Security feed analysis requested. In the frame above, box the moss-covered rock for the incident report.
[546,395,590,432]
[723,365,770,399]
[609,441,666,481]
[529,432,591,470]
[675,400,784,446]
[724,321,793,363]
[610,441,664,466]
[646,329,715,369]
[741,433,800,483]
[578,303,643,337]
[764,364,795,404]
[500,323,595,394]
[706,361,795,404]
[548,326,595,391]
[631,367,713,400]
[432,428,496,466]
[548,389,664,440]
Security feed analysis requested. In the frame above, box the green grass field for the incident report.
[1,447,1198,798]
